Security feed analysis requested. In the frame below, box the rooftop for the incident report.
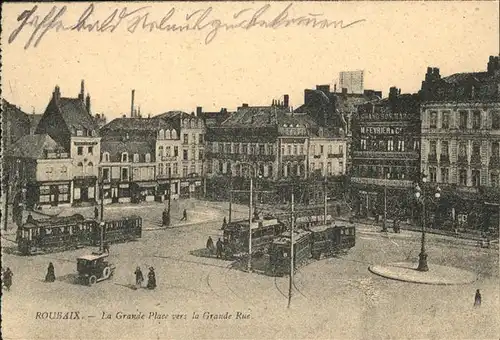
[5,134,67,159]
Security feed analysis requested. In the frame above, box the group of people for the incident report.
[162,209,188,227]
[380,219,402,233]
[206,236,228,259]
[2,267,13,291]
[134,266,157,289]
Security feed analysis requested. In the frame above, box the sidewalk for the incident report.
[369,262,478,285]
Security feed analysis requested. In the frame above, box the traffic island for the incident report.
[368,262,478,285]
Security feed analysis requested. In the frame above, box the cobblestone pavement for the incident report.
[2,200,499,339]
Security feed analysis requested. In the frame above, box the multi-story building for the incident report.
[420,56,500,231]
[35,81,101,206]
[155,111,206,198]
[350,87,421,219]
[205,102,347,203]
[5,134,72,209]
[99,118,166,204]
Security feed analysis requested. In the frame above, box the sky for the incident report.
[2,1,499,119]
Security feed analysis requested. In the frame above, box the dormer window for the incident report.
[171,129,177,139]
[145,153,151,162]
[121,152,128,162]
[76,130,83,137]
[159,129,165,140]
[166,130,171,139]
[133,154,139,163]
[102,152,110,162]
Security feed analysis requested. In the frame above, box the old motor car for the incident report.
[76,252,115,286]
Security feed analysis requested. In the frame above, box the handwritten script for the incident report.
[8,3,366,49]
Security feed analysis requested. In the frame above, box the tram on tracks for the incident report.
[222,218,286,257]
[16,214,142,255]
[269,222,356,275]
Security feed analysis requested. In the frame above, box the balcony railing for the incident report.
[206,152,275,162]
[161,156,177,161]
[428,154,438,164]
[327,153,344,158]
[489,156,500,168]
[352,151,420,159]
[457,155,468,165]
[350,176,414,188]
[282,155,306,162]
[470,155,482,165]
[439,155,450,165]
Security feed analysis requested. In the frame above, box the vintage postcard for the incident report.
[1,1,499,339]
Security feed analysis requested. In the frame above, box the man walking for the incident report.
[94,206,99,220]
[474,289,481,307]
[180,209,187,221]
[216,238,223,259]
[134,266,144,289]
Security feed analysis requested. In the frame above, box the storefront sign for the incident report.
[361,127,403,135]
[181,182,189,187]
[119,184,129,188]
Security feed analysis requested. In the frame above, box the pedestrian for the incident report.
[45,262,56,282]
[162,208,170,227]
[3,268,13,291]
[206,236,214,254]
[474,289,481,307]
[180,209,187,221]
[216,238,223,259]
[94,206,99,220]
[147,267,156,289]
[222,217,227,230]
[134,266,144,288]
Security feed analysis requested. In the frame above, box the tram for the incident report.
[17,214,143,255]
[269,222,356,275]
[222,217,286,257]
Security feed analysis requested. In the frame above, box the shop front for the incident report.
[179,178,203,199]
[31,181,71,208]
[73,176,97,206]
[131,181,157,203]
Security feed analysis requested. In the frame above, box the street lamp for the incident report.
[414,176,441,272]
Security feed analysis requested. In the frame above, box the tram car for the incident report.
[295,214,333,229]
[222,218,286,257]
[17,214,143,255]
[269,223,356,275]
[269,229,312,276]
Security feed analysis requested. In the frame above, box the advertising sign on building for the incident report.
[339,70,364,94]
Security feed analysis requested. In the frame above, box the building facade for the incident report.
[420,56,500,232]
[35,81,101,206]
[350,87,421,219]
[205,103,347,204]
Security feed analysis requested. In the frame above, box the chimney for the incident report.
[138,106,141,118]
[53,85,61,103]
[284,95,289,108]
[242,103,249,108]
[196,106,202,116]
[131,89,135,117]
[79,80,85,101]
[85,93,91,113]
[334,84,337,93]
[342,88,348,95]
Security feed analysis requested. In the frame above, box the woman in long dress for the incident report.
[45,262,56,282]
[147,267,156,289]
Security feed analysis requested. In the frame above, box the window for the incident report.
[121,168,129,181]
[158,129,165,139]
[459,142,467,157]
[242,144,248,154]
[429,111,437,128]
[102,152,110,162]
[472,170,480,187]
[145,153,151,163]
[77,147,83,156]
[192,134,197,144]
[339,145,344,154]
[133,154,139,163]
[77,162,84,174]
[199,134,204,143]
[473,111,481,129]
[166,146,171,157]
[441,111,450,129]
[339,160,343,171]
[268,164,273,177]
[158,146,164,158]
[190,164,196,175]
[441,141,449,155]
[121,153,128,162]
[132,168,139,180]
[293,145,297,155]
[287,145,291,155]
[199,150,204,160]
[191,148,196,160]
[387,139,394,151]
[320,145,324,154]
[429,141,437,155]
[171,129,177,139]
[459,111,468,129]
[361,139,367,150]
[260,144,265,155]
[183,150,188,161]
[183,134,188,144]
[327,162,332,174]
[87,146,93,155]
[166,164,171,177]
[158,164,164,175]
[441,168,449,183]
[492,111,500,129]
[76,130,83,137]
[174,146,178,157]
[491,173,499,187]
[459,169,467,186]
[429,167,437,182]
[102,168,110,181]
[492,142,500,157]
[472,142,480,157]
[299,145,304,155]
[61,166,67,175]
[172,163,178,176]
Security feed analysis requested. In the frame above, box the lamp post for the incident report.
[414,176,441,272]
[382,173,389,232]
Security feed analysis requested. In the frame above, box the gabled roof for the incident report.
[442,72,491,84]
[102,118,175,131]
[221,106,292,127]
[2,99,30,124]
[155,111,192,120]
[5,134,65,159]
[57,98,98,136]
[28,114,43,131]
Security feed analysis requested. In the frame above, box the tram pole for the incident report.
[288,190,295,309]
[3,170,10,231]
[247,176,253,272]
[229,175,233,223]
[100,178,104,221]
[324,177,327,224]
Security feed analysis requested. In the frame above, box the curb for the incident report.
[143,218,220,231]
